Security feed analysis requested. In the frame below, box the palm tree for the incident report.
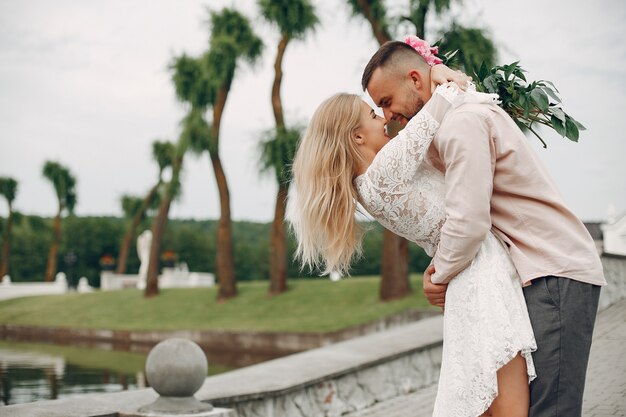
[201,9,263,301]
[346,0,391,45]
[258,0,318,295]
[42,161,76,282]
[143,48,222,298]
[258,127,301,294]
[169,52,218,298]
[171,11,262,301]
[116,141,170,274]
[0,177,18,281]
[144,140,183,298]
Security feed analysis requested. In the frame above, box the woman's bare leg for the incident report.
[490,353,529,417]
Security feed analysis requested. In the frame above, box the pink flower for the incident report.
[404,35,443,66]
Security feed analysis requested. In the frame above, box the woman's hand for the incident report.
[430,64,472,93]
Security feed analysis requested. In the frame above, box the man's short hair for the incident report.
[361,41,423,91]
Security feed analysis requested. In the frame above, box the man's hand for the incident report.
[423,264,448,308]
[430,64,472,93]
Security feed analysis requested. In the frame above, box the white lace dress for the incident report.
[355,84,537,417]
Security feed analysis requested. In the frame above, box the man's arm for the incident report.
[431,109,495,284]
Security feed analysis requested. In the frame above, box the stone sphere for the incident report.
[145,338,208,397]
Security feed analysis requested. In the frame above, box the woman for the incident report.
[290,73,537,416]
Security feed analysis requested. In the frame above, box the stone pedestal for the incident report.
[120,338,236,417]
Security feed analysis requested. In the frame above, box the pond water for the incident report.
[0,341,232,406]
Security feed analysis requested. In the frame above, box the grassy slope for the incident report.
[0,275,433,332]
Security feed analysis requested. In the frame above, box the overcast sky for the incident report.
[1,0,625,223]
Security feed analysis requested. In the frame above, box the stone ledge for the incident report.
[1,316,443,417]
[196,315,443,404]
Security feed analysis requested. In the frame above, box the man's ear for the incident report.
[408,69,423,90]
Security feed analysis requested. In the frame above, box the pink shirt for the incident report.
[427,103,606,287]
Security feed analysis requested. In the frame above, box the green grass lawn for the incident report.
[0,275,433,332]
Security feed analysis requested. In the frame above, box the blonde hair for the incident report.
[290,93,365,276]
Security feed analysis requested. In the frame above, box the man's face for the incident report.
[367,66,430,127]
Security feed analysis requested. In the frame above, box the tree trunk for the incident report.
[354,0,392,44]
[271,35,289,127]
[44,210,62,282]
[379,228,411,301]
[145,154,183,298]
[0,208,13,280]
[212,156,236,301]
[144,194,171,298]
[116,228,135,275]
[268,183,289,295]
[212,85,237,301]
[267,35,291,296]
[116,184,159,274]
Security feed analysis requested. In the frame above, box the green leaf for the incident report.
[444,49,459,61]
[571,118,587,131]
[551,115,566,137]
[542,86,561,104]
[550,107,566,122]
[565,117,580,142]
[483,75,499,93]
[477,62,489,81]
[544,80,560,93]
[502,61,520,79]
[530,88,550,112]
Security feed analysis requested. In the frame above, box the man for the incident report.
[362,41,606,417]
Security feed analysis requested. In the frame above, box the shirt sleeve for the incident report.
[431,109,496,284]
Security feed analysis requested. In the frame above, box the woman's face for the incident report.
[355,100,390,154]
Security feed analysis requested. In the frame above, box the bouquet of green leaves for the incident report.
[474,62,584,147]
[437,48,585,148]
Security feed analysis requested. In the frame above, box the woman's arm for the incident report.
[430,64,472,92]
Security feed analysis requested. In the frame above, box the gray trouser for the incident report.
[522,276,601,417]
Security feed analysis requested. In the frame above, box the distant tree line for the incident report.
[0,215,432,286]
